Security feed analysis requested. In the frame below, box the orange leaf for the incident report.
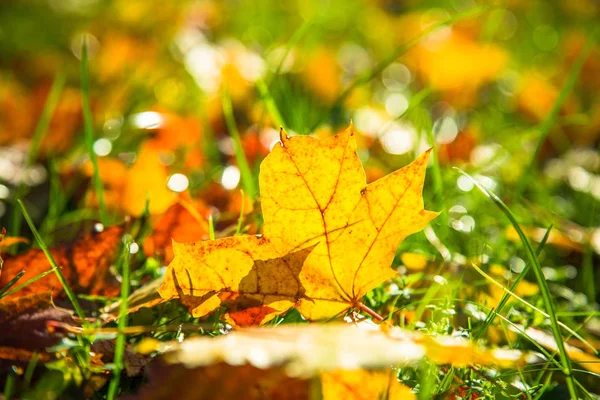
[144,194,211,262]
[0,226,123,301]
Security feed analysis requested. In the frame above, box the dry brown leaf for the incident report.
[0,228,29,253]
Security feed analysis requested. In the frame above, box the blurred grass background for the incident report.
[1,0,600,398]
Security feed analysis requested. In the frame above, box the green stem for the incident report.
[475,225,552,339]
[222,90,258,199]
[81,40,108,225]
[107,242,131,400]
[18,200,87,321]
[9,71,66,243]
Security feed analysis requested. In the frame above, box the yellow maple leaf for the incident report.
[159,126,438,324]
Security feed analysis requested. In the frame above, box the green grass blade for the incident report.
[470,262,594,353]
[456,169,578,399]
[423,112,445,217]
[257,79,287,130]
[222,89,258,200]
[235,190,246,235]
[475,225,551,339]
[23,352,40,389]
[17,200,87,321]
[106,241,131,400]
[3,371,15,399]
[269,16,314,82]
[9,71,66,242]
[208,214,215,240]
[514,37,594,200]
[81,40,108,225]
[0,270,25,297]
[0,269,54,300]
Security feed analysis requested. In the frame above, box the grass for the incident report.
[222,89,258,200]
[106,240,131,400]
[17,199,87,321]
[457,170,578,399]
[81,40,108,225]
[9,71,66,243]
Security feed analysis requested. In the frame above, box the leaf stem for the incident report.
[358,302,384,321]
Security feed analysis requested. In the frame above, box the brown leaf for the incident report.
[0,226,123,301]
[0,292,73,380]
[91,341,150,377]
[0,292,73,351]
[123,361,309,400]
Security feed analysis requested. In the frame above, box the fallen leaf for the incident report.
[159,126,438,323]
[129,323,527,400]
[86,145,176,216]
[506,225,584,253]
[321,370,415,400]
[0,292,73,379]
[0,228,29,253]
[160,236,315,326]
[0,226,123,301]
[122,361,309,400]
[127,361,415,400]
[517,325,600,376]
[151,324,527,376]
[0,292,73,350]
[143,194,211,263]
[260,127,438,319]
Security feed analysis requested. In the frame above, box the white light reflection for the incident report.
[131,112,164,129]
[167,173,189,193]
[221,166,241,190]
[93,138,112,156]
[380,123,416,155]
